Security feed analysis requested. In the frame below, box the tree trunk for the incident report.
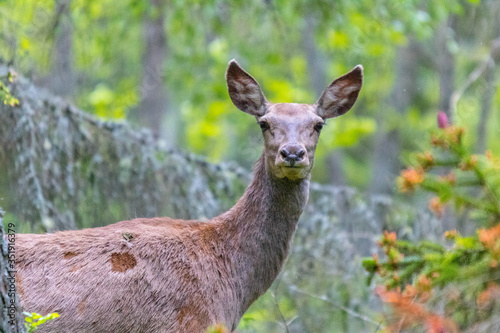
[475,58,495,153]
[48,0,75,98]
[436,19,456,122]
[434,20,458,232]
[138,0,169,138]
[369,40,419,194]
[302,15,346,186]
[476,37,500,153]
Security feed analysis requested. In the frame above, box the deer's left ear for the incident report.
[226,59,268,117]
[315,65,363,119]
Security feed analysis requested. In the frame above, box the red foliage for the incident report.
[397,167,425,193]
[429,197,445,218]
[476,283,500,309]
[478,223,500,257]
[376,286,458,333]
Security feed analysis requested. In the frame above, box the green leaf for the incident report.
[455,236,478,250]
[362,257,378,272]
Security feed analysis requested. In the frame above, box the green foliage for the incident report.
[24,312,59,332]
[363,121,500,330]
[3,0,494,178]
[319,117,376,149]
[0,69,19,106]
[88,83,134,120]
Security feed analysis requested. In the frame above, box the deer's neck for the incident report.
[219,153,310,316]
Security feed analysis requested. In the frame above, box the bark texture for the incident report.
[369,40,419,195]
[476,37,500,153]
[48,0,75,98]
[302,15,346,186]
[138,0,169,137]
[436,19,456,121]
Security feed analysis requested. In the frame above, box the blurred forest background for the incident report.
[1,0,500,332]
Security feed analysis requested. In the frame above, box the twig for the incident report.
[449,56,493,117]
[270,268,292,333]
[287,285,385,329]
[270,289,292,333]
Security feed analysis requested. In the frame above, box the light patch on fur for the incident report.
[244,91,261,104]
[325,91,339,104]
[110,252,137,273]
[328,84,341,95]
[342,84,360,95]
[232,81,243,91]
[339,97,350,106]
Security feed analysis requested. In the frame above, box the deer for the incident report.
[14,60,363,332]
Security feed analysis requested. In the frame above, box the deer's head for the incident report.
[226,60,363,181]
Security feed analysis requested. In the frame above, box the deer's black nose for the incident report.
[280,146,305,166]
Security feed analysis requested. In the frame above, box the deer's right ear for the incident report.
[226,59,268,117]
[315,65,363,119]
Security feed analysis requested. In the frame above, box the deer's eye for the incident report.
[258,121,270,131]
[314,123,324,133]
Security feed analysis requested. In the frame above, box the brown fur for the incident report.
[109,252,137,272]
[15,60,362,332]
[63,251,78,259]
